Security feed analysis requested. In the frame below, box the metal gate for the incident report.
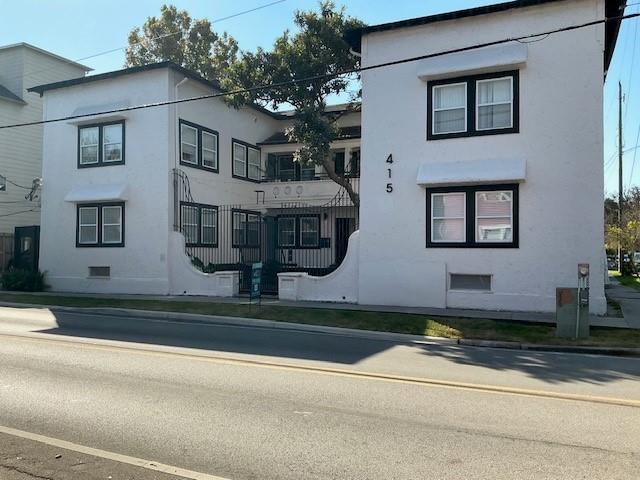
[173,169,359,295]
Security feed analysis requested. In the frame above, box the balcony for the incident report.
[257,172,359,206]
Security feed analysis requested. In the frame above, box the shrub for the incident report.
[1,269,48,292]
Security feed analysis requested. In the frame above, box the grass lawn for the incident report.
[0,292,638,348]
[611,272,640,291]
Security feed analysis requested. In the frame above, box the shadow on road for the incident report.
[416,344,640,385]
[34,310,396,365]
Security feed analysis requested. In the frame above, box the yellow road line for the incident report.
[0,424,231,480]
[2,332,639,409]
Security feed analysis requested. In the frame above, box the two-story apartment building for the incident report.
[0,43,89,268]
[31,0,623,314]
[30,62,360,295]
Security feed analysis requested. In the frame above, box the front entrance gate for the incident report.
[173,169,358,295]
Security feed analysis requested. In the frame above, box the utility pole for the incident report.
[618,81,623,274]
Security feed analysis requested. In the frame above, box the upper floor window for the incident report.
[426,184,518,248]
[427,71,518,140]
[265,154,316,182]
[78,121,125,168]
[232,140,261,182]
[0,175,6,192]
[179,120,218,172]
[77,202,124,247]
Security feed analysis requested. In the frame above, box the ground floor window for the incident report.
[278,215,320,248]
[426,184,518,248]
[180,202,218,247]
[232,210,261,247]
[77,202,124,247]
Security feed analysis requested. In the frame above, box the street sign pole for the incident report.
[250,262,263,311]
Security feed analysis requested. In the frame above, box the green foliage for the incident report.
[222,1,364,204]
[125,4,238,81]
[1,269,47,292]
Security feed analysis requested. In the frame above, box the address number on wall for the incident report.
[386,154,393,193]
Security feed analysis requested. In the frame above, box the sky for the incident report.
[0,0,638,196]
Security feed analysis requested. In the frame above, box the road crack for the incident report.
[0,464,55,480]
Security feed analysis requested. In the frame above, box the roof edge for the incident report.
[0,42,92,72]
[28,61,287,120]
[344,0,625,73]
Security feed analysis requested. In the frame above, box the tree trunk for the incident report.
[321,157,360,208]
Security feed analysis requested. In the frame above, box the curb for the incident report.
[0,302,638,357]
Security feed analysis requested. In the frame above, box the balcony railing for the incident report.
[261,170,360,183]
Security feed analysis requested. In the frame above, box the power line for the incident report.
[2,12,638,131]
[0,209,39,218]
[6,0,287,87]
[2,178,33,190]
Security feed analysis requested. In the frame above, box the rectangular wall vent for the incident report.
[88,266,110,278]
[450,274,491,291]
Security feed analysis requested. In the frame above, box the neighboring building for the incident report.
[334,0,623,314]
[30,62,360,295]
[0,43,90,236]
[31,0,623,315]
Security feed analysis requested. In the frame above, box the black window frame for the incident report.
[231,209,261,248]
[77,120,125,168]
[76,202,125,248]
[426,184,519,248]
[179,119,219,173]
[427,70,519,141]
[232,139,261,183]
[277,214,321,249]
[180,202,219,247]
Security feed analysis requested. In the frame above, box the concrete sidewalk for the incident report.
[0,288,630,328]
[606,278,640,328]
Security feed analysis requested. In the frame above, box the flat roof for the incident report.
[344,0,626,72]
[0,42,92,72]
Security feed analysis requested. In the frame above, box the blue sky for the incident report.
[0,0,638,196]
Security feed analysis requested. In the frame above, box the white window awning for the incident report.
[67,100,130,125]
[417,43,528,80]
[417,158,526,187]
[64,184,129,203]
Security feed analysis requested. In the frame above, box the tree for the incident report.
[124,5,238,82]
[223,1,365,206]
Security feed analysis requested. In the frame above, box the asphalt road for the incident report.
[0,307,639,479]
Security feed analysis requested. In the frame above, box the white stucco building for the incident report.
[339,0,623,314]
[31,0,623,314]
[31,62,360,296]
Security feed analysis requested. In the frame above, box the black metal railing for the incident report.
[173,168,359,294]
[260,170,360,183]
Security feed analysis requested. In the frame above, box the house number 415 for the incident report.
[386,154,393,193]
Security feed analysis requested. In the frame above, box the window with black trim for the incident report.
[232,140,261,181]
[180,202,218,247]
[426,184,518,248]
[427,71,519,140]
[232,210,261,247]
[78,121,125,167]
[277,215,320,248]
[0,175,6,192]
[77,202,125,247]
[179,120,219,172]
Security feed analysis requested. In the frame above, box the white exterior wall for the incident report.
[358,0,607,313]
[169,71,283,211]
[0,46,87,233]
[40,70,173,294]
